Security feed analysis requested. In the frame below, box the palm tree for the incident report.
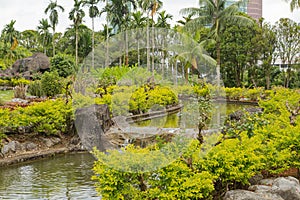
[180,0,253,87]
[130,11,147,66]
[37,18,51,54]
[44,0,65,56]
[1,20,19,50]
[83,0,100,69]
[177,13,193,26]
[156,11,173,75]
[69,0,85,65]
[156,10,173,28]
[102,0,136,65]
[138,0,162,71]
[285,0,300,11]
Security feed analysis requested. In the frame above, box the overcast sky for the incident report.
[0,0,300,33]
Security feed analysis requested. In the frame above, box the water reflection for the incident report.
[134,101,251,129]
[0,153,99,200]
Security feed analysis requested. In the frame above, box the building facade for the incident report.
[224,0,262,20]
[247,0,262,20]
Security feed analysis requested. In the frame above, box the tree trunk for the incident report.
[216,39,221,88]
[105,26,109,67]
[151,24,155,76]
[236,64,241,87]
[92,17,95,70]
[105,0,109,68]
[75,27,78,66]
[125,30,128,65]
[52,29,55,57]
[137,36,140,67]
[43,34,46,54]
[286,65,291,88]
[266,66,270,90]
[146,16,150,71]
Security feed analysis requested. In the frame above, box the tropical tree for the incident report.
[37,18,52,54]
[176,13,193,26]
[83,0,100,69]
[155,10,173,74]
[275,18,300,88]
[69,0,86,65]
[101,0,137,65]
[19,30,39,52]
[138,0,162,71]
[180,0,253,88]
[285,0,300,11]
[59,24,92,60]
[130,11,147,66]
[1,20,19,50]
[156,10,173,29]
[258,20,277,89]
[44,0,65,56]
[0,20,20,68]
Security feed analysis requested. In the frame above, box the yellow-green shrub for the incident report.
[129,85,178,115]
[224,87,243,100]
[2,99,73,135]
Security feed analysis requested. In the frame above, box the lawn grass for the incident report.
[0,90,14,103]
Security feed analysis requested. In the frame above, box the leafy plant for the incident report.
[129,85,178,115]
[27,80,44,97]
[1,99,73,135]
[40,71,63,97]
[50,53,76,77]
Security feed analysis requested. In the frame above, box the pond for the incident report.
[0,102,255,199]
[134,100,254,129]
[0,152,99,200]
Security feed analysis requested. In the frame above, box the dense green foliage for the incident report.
[40,71,63,97]
[0,78,30,87]
[129,85,178,115]
[50,53,76,77]
[0,99,73,136]
[92,88,300,199]
[27,80,44,97]
[224,87,273,101]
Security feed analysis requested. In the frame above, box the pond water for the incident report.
[0,153,99,200]
[0,102,254,199]
[134,101,253,129]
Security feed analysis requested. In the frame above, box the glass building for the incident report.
[224,0,262,20]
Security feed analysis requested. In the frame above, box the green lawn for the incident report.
[0,90,14,103]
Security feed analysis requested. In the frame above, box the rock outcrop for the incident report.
[75,104,113,152]
[9,53,50,79]
[224,176,300,200]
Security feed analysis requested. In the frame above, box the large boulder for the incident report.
[75,104,113,151]
[271,177,300,200]
[9,53,50,79]
[224,189,284,200]
[224,176,300,200]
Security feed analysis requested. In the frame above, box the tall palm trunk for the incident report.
[92,17,95,69]
[52,29,56,56]
[125,29,129,65]
[105,0,109,67]
[137,32,140,67]
[216,39,221,88]
[43,34,46,54]
[75,27,79,65]
[146,16,150,71]
[151,16,155,75]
